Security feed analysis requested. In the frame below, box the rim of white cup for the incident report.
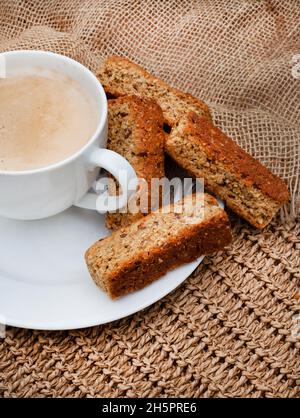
[0,50,108,176]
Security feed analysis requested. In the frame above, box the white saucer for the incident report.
[0,206,204,330]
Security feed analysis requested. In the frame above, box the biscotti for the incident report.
[98,56,289,228]
[167,114,290,229]
[106,96,165,230]
[85,193,232,299]
[97,56,211,127]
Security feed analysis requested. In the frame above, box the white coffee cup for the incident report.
[0,50,138,220]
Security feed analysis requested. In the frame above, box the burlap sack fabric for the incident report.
[0,0,299,398]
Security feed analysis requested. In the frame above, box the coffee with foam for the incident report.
[0,71,98,171]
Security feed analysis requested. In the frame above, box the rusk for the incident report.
[98,56,289,228]
[85,193,232,299]
[106,95,165,230]
[97,56,211,127]
[167,114,289,228]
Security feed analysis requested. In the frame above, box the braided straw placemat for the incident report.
[1,214,299,398]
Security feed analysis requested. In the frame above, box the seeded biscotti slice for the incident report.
[97,56,211,127]
[166,114,289,229]
[106,95,165,230]
[85,193,232,299]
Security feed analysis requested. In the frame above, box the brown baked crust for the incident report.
[185,114,289,204]
[97,56,211,126]
[106,96,165,230]
[88,211,231,299]
[109,95,165,155]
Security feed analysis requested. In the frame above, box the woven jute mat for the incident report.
[1,214,299,398]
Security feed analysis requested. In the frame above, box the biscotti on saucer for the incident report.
[106,95,165,230]
[167,114,289,229]
[97,56,211,127]
[85,193,232,299]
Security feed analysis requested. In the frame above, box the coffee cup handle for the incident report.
[74,148,138,214]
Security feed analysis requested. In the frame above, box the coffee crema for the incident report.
[0,72,98,171]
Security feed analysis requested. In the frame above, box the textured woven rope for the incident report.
[1,215,299,398]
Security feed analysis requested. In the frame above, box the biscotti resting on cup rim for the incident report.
[85,193,232,299]
[97,55,211,127]
[167,113,289,229]
[106,95,165,230]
